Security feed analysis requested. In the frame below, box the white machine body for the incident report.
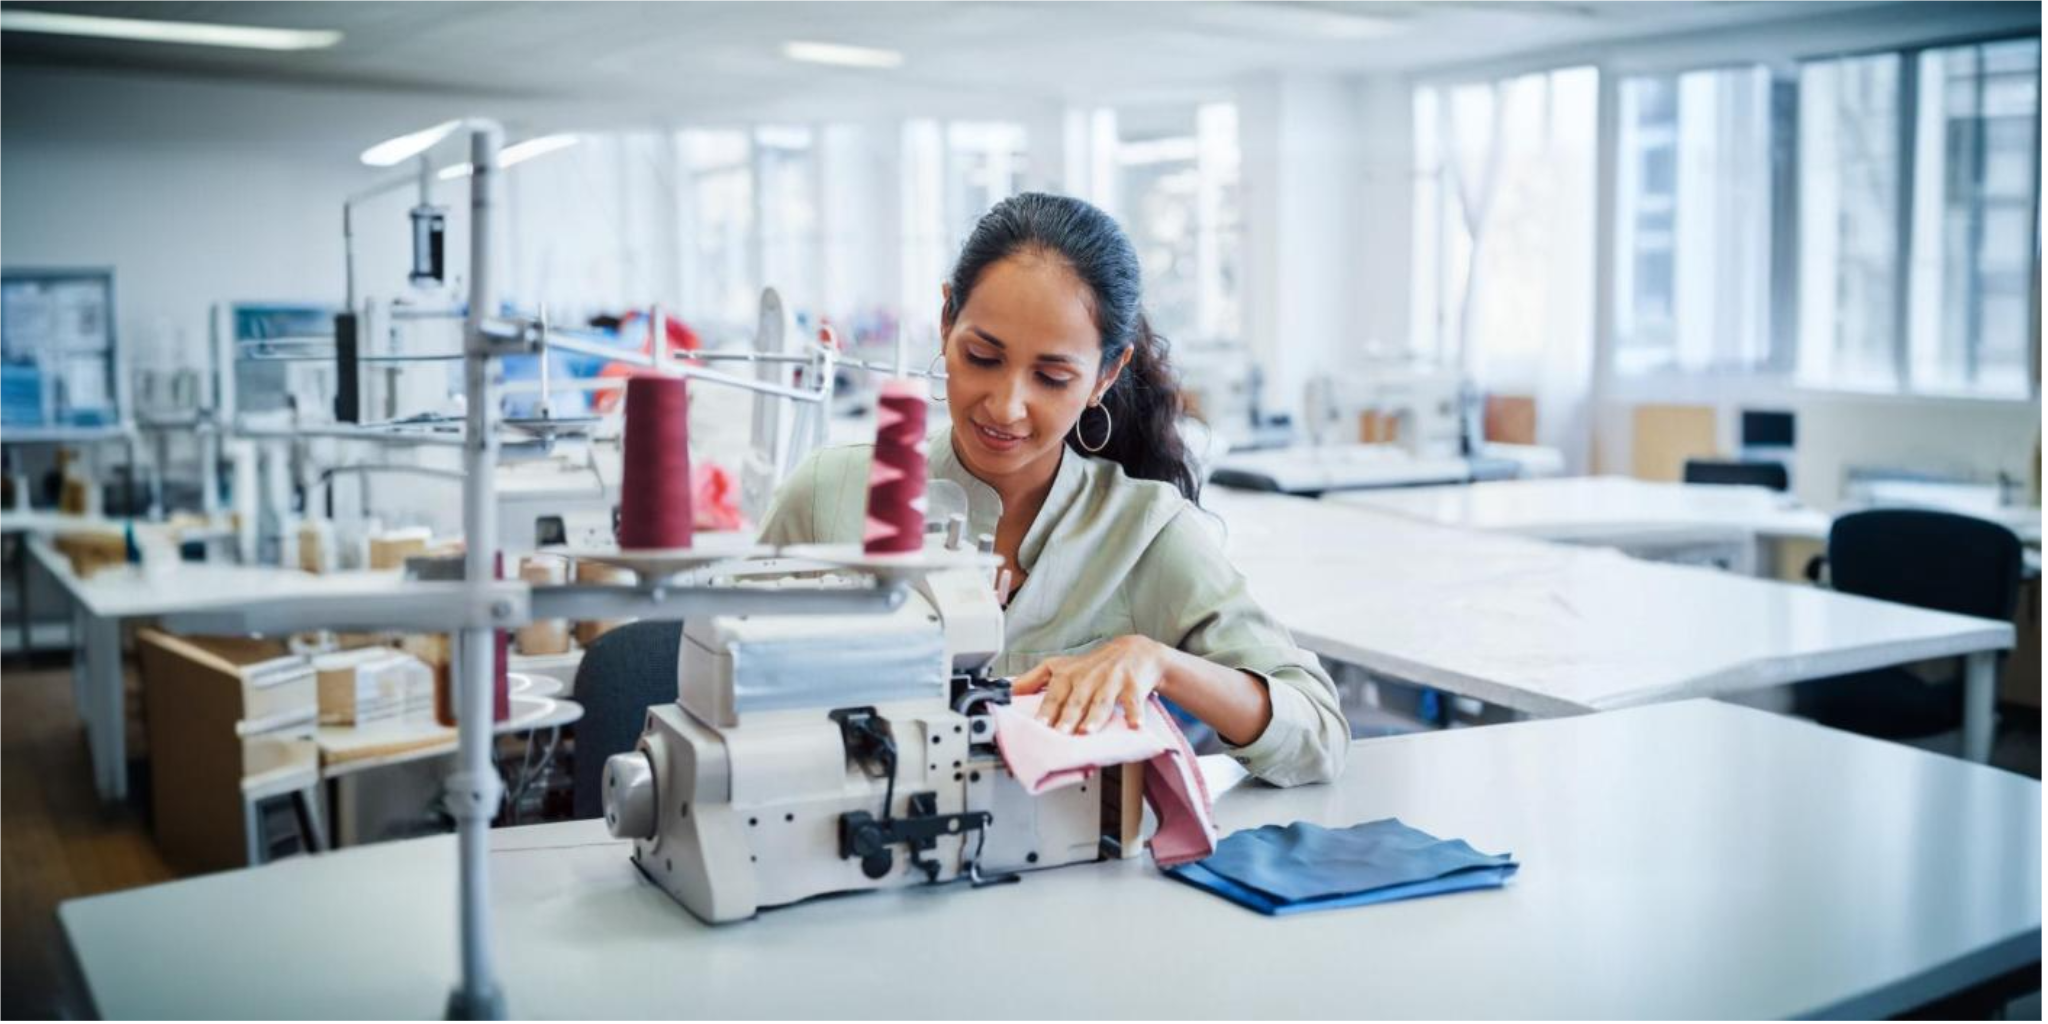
[603,564,1135,923]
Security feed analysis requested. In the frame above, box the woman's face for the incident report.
[941,255,1121,488]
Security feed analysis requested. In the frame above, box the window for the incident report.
[1799,53,1906,391]
[1412,67,1598,465]
[1103,103,1243,343]
[947,122,1029,242]
[1800,36,2041,398]
[1908,38,2041,398]
[1614,66,1778,375]
[898,120,1030,354]
[676,126,829,340]
[678,129,755,336]
[755,125,821,331]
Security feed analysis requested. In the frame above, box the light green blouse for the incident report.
[757,426,1346,787]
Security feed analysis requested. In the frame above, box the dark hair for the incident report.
[942,192,1201,502]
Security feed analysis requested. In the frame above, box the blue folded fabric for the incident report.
[1169,860,1518,915]
[1165,818,1518,916]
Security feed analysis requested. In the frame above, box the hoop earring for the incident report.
[924,351,947,404]
[1076,402,1112,453]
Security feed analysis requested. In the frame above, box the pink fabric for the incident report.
[691,461,744,532]
[1140,703,1218,868]
[992,693,1219,867]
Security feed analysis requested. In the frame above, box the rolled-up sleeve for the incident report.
[1125,509,1348,787]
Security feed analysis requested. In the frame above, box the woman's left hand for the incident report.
[1011,635,1169,734]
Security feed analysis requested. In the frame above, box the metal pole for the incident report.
[343,202,357,310]
[537,304,552,419]
[448,120,507,1022]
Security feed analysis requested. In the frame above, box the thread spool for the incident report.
[493,551,510,723]
[619,376,694,550]
[573,559,636,646]
[297,520,334,574]
[430,631,507,726]
[431,552,511,725]
[863,379,928,554]
[516,555,570,656]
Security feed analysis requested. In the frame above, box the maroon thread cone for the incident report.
[863,379,928,554]
[619,376,694,550]
[493,551,509,723]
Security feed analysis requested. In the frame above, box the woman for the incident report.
[759,193,1344,787]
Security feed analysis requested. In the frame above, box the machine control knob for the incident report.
[603,750,657,840]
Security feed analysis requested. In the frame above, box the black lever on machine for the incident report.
[831,706,995,882]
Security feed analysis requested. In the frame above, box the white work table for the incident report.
[1,509,237,547]
[1,511,90,659]
[1210,443,1475,494]
[1331,475,2040,577]
[30,536,404,621]
[317,694,583,780]
[25,536,409,801]
[60,701,2041,1019]
[1328,474,1826,578]
[1,509,121,536]
[1329,475,1830,547]
[1849,480,2044,546]
[1205,488,2015,760]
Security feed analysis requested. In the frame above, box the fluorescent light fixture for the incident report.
[361,120,462,167]
[0,9,342,51]
[782,40,903,70]
[503,134,580,166]
[438,134,581,180]
[1190,2,1401,42]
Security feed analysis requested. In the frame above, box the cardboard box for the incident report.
[52,529,126,579]
[1484,395,1538,446]
[136,630,319,875]
[368,528,432,571]
[314,649,433,725]
[297,520,333,574]
[239,711,319,778]
[1631,404,1719,482]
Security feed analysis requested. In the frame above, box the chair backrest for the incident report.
[1682,458,1789,492]
[569,620,683,820]
[1827,508,2023,623]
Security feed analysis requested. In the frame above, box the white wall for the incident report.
[0,121,653,402]
[1,65,671,384]
[1,133,376,378]
[1592,387,2042,509]
[1795,394,2041,506]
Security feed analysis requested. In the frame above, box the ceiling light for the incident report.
[361,120,463,167]
[782,40,903,70]
[438,135,581,180]
[0,9,341,51]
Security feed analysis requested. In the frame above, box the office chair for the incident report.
[1682,459,1789,492]
[570,620,684,820]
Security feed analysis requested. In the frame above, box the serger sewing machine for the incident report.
[600,536,1145,924]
